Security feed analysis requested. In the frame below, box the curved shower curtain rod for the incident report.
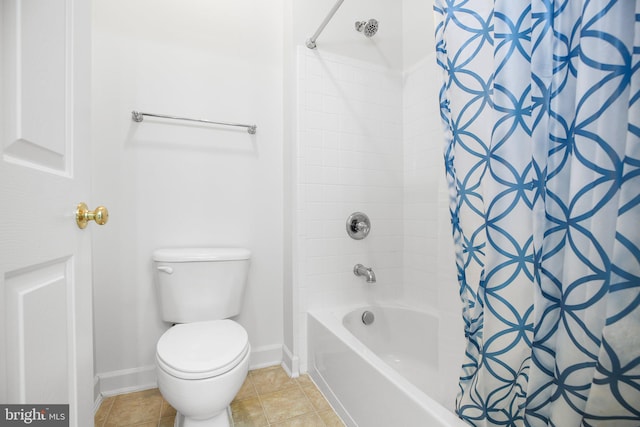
[306,0,345,49]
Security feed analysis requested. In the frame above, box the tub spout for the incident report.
[353,264,376,283]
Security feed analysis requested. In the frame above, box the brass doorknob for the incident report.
[76,202,109,229]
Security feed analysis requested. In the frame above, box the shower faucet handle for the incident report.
[356,221,369,234]
[346,212,371,240]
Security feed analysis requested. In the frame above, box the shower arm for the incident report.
[306,0,345,49]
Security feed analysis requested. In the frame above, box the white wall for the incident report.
[91,0,284,395]
[403,0,436,69]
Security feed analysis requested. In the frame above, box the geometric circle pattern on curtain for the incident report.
[434,1,640,425]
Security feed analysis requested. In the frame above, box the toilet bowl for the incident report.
[156,319,250,427]
[151,248,252,427]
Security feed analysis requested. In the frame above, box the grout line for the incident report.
[156,396,163,427]
[252,384,269,426]
[98,397,115,427]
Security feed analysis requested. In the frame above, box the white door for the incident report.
[0,1,95,425]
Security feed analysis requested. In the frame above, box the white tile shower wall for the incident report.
[296,47,404,368]
[403,54,466,410]
[402,55,441,312]
[402,53,461,310]
[295,46,465,408]
[403,54,464,409]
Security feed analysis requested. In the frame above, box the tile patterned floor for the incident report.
[94,365,345,427]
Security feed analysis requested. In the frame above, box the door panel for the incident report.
[5,258,70,403]
[0,0,93,425]
[3,0,70,174]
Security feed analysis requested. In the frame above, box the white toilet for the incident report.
[152,248,251,427]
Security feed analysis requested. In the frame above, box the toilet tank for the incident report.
[152,248,251,323]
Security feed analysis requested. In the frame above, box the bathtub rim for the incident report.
[307,303,467,427]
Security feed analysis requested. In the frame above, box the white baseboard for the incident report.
[95,365,157,398]
[93,377,102,414]
[249,344,283,370]
[281,344,300,378]
[94,344,285,403]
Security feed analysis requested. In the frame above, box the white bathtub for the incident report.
[308,305,467,427]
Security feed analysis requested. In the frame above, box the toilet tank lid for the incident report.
[152,248,251,262]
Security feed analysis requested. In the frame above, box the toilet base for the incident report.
[174,407,232,427]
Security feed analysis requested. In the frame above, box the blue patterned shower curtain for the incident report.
[434,1,640,425]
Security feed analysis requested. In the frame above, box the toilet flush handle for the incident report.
[157,266,173,274]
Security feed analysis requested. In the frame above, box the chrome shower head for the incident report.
[355,19,378,38]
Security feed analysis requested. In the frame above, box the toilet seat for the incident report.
[156,319,249,380]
